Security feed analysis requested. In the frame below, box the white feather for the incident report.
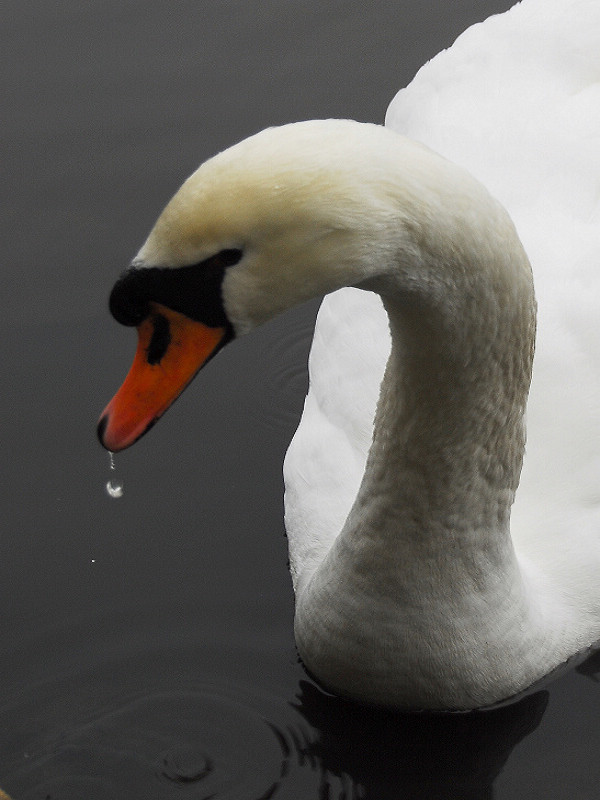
[284,0,600,707]
[128,0,600,710]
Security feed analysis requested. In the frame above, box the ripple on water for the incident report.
[11,686,356,800]
[150,691,286,797]
[248,315,315,433]
[159,743,212,783]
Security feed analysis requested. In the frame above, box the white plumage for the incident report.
[284,0,600,707]
[101,0,600,710]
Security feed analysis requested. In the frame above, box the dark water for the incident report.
[3,1,600,797]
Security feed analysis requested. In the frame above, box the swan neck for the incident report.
[352,259,535,551]
[294,260,537,707]
[292,139,541,707]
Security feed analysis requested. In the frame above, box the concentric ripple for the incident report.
[9,684,360,800]
[159,744,212,783]
[148,691,287,797]
[246,306,316,433]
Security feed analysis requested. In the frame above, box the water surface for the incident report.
[2,1,600,797]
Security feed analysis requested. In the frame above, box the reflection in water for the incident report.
[294,681,548,800]
[575,649,600,683]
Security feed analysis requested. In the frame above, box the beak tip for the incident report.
[97,413,111,450]
[97,411,128,452]
[97,406,150,452]
[97,307,229,454]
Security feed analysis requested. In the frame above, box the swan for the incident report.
[98,0,600,710]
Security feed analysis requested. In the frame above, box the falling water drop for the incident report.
[105,451,124,499]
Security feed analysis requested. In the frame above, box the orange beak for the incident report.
[98,302,228,451]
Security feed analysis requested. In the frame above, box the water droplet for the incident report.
[106,479,123,499]
[105,452,124,498]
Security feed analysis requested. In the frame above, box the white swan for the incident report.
[98,0,600,709]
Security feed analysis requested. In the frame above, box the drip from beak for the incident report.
[97,302,229,451]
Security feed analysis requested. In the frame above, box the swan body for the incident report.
[99,0,600,709]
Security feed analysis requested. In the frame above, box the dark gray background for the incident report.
[2,1,599,798]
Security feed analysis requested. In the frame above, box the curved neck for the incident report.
[291,161,541,706]
[351,276,533,551]
[328,212,537,611]
[294,247,538,707]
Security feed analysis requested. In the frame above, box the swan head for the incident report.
[98,120,421,451]
[97,119,518,452]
